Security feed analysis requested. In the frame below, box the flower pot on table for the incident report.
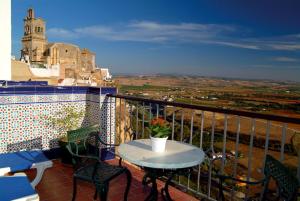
[150,136,168,152]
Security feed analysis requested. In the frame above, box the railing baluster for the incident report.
[164,105,167,120]
[200,111,204,149]
[221,114,228,174]
[208,157,213,199]
[233,116,240,178]
[149,103,152,120]
[187,110,194,191]
[142,102,145,139]
[197,111,204,193]
[263,121,271,171]
[208,112,216,198]
[130,104,133,139]
[190,110,194,144]
[231,116,241,200]
[179,110,184,186]
[246,118,256,199]
[123,99,127,141]
[180,110,184,142]
[210,112,216,153]
[136,103,139,139]
[196,165,201,192]
[119,98,122,143]
[171,110,175,140]
[280,123,287,162]
[156,104,159,118]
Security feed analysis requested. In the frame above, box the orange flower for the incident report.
[150,117,165,126]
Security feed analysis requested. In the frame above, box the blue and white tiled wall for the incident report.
[0,86,116,153]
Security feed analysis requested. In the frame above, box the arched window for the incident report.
[38,27,40,32]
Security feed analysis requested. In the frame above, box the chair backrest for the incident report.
[264,155,299,201]
[291,134,300,156]
[66,125,100,156]
[67,125,99,142]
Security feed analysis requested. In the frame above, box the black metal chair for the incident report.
[261,155,299,201]
[217,154,299,201]
[66,125,131,201]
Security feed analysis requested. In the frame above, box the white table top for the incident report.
[118,139,205,169]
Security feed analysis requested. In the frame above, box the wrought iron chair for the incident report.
[261,154,299,201]
[217,154,299,201]
[291,133,300,178]
[66,125,131,201]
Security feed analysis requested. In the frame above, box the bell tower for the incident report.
[21,8,47,63]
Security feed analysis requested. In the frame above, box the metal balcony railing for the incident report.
[107,94,300,200]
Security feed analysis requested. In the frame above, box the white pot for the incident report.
[150,136,168,152]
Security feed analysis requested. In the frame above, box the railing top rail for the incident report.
[108,94,300,125]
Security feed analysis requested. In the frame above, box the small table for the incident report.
[118,139,205,201]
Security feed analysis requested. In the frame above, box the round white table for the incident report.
[118,139,205,201]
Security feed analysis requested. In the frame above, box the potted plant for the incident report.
[47,106,84,163]
[148,117,171,152]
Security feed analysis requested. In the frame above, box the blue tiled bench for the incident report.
[0,150,53,188]
[0,173,39,201]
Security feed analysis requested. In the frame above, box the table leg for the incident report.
[142,172,151,186]
[161,172,175,201]
[144,171,158,201]
[143,168,192,201]
[162,168,193,201]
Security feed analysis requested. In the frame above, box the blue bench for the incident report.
[0,150,53,188]
[0,173,39,201]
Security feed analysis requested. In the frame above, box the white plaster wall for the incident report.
[29,65,60,77]
[0,0,11,80]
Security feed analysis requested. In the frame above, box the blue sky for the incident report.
[12,0,300,81]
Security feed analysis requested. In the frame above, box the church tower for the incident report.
[21,8,47,63]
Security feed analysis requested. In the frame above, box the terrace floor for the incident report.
[25,159,199,201]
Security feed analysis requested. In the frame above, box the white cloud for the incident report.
[268,44,300,51]
[206,41,260,50]
[251,64,274,68]
[47,28,78,39]
[46,21,300,51]
[273,57,298,62]
[47,21,236,43]
[251,64,300,69]
[75,26,112,36]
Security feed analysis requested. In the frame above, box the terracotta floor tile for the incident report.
[25,159,198,201]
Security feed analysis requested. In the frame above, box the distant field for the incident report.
[115,75,300,131]
[120,84,169,92]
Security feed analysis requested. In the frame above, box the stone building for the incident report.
[21,8,47,64]
[20,8,106,85]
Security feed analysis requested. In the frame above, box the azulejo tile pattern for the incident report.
[0,87,116,153]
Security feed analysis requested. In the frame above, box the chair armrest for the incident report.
[66,143,99,162]
[216,174,266,185]
[215,174,265,201]
[91,132,121,147]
